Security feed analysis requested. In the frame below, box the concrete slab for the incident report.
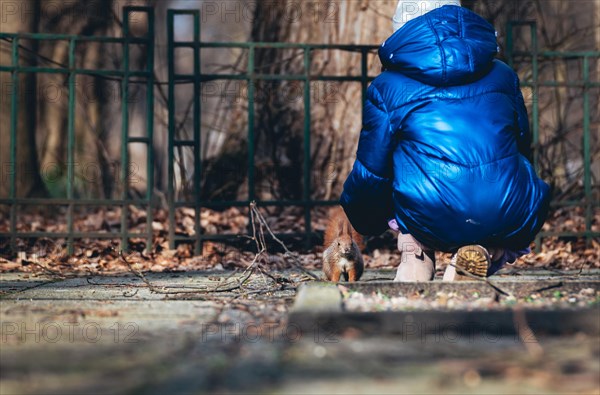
[0,271,298,301]
[292,283,343,313]
[1,270,599,394]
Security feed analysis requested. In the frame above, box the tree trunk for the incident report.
[205,0,397,202]
[35,0,113,198]
[34,0,151,199]
[0,0,46,200]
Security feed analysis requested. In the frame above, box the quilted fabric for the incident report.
[340,5,550,252]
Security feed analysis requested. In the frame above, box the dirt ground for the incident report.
[1,269,599,394]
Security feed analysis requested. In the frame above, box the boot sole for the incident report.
[455,245,490,277]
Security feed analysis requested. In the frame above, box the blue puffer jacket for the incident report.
[340,5,550,252]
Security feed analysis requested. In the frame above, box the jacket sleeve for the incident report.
[340,83,394,236]
[515,76,533,163]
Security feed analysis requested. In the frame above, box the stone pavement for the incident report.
[1,270,599,394]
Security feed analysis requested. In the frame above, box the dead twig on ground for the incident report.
[449,263,513,298]
[532,282,564,293]
[26,259,70,280]
[114,202,309,295]
[249,201,319,280]
[119,252,253,295]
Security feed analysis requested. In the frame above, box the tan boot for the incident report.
[394,233,435,282]
[443,245,491,281]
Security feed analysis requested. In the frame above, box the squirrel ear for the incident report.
[338,220,344,235]
[346,222,352,236]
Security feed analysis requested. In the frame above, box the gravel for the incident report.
[342,287,600,312]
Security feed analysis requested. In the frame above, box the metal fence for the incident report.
[0,6,597,255]
[0,6,155,255]
[166,9,377,253]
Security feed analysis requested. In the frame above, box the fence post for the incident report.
[66,38,76,255]
[246,44,256,241]
[192,10,202,255]
[247,44,256,204]
[530,22,539,175]
[146,7,156,254]
[582,56,592,247]
[506,21,514,68]
[303,47,312,249]
[361,47,368,112]
[120,9,131,252]
[9,37,19,253]
[167,10,176,250]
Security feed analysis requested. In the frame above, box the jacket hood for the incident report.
[379,5,498,86]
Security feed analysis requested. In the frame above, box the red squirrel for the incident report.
[322,206,364,282]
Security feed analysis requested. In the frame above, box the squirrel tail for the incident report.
[324,206,365,250]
